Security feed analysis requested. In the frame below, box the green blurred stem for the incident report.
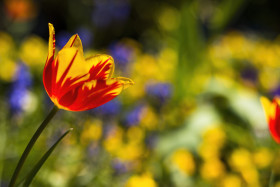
[9,106,59,187]
[269,148,280,187]
[269,168,275,187]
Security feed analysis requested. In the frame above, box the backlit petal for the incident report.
[55,48,89,85]
[86,54,115,80]
[261,97,280,143]
[56,78,133,111]
[43,23,56,97]
[47,23,55,63]
[63,34,83,56]
[260,96,273,122]
[114,77,134,89]
[269,99,280,143]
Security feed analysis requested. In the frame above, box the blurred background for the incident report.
[1,0,280,186]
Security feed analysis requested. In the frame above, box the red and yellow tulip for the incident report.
[260,96,280,143]
[43,23,134,111]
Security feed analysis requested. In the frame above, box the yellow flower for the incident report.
[202,126,226,147]
[221,31,252,60]
[259,69,279,91]
[170,149,195,176]
[253,147,273,169]
[200,159,225,180]
[0,32,15,57]
[20,35,48,68]
[274,181,280,187]
[240,168,260,187]
[103,126,123,155]
[80,120,103,145]
[229,148,253,171]
[0,58,17,82]
[198,142,220,160]
[117,143,144,161]
[220,174,242,187]
[157,6,180,31]
[125,173,157,187]
[127,126,145,144]
[140,106,158,130]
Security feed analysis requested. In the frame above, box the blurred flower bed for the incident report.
[1,0,280,187]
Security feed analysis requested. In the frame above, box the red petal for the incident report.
[43,23,56,97]
[56,79,124,111]
[86,55,114,80]
[269,100,280,143]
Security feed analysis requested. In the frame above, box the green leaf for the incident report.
[22,128,73,187]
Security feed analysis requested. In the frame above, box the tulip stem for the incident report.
[269,148,280,187]
[9,106,59,187]
[269,168,275,187]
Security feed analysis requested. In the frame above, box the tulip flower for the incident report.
[10,23,134,187]
[260,96,280,143]
[43,23,134,111]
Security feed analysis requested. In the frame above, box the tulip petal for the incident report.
[44,47,90,99]
[43,23,56,97]
[55,48,89,85]
[261,96,280,143]
[47,23,55,62]
[269,99,280,143]
[63,34,83,56]
[56,77,134,111]
[86,54,115,80]
[260,96,273,122]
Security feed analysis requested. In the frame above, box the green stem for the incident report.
[269,168,275,187]
[9,106,59,187]
[269,147,280,187]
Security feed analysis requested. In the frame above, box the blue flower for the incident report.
[271,85,280,97]
[12,63,32,88]
[124,104,144,127]
[240,66,258,83]
[9,89,29,115]
[146,82,172,103]
[9,63,32,115]
[76,27,93,49]
[56,31,72,48]
[93,99,121,117]
[109,41,133,67]
[112,159,128,174]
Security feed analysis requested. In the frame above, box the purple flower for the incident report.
[9,63,32,115]
[94,99,121,117]
[112,159,127,174]
[146,82,172,103]
[124,105,144,127]
[76,27,93,49]
[240,66,258,83]
[12,63,32,88]
[109,41,133,67]
[56,31,72,48]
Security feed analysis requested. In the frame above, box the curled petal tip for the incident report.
[116,77,134,89]
[48,23,54,32]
